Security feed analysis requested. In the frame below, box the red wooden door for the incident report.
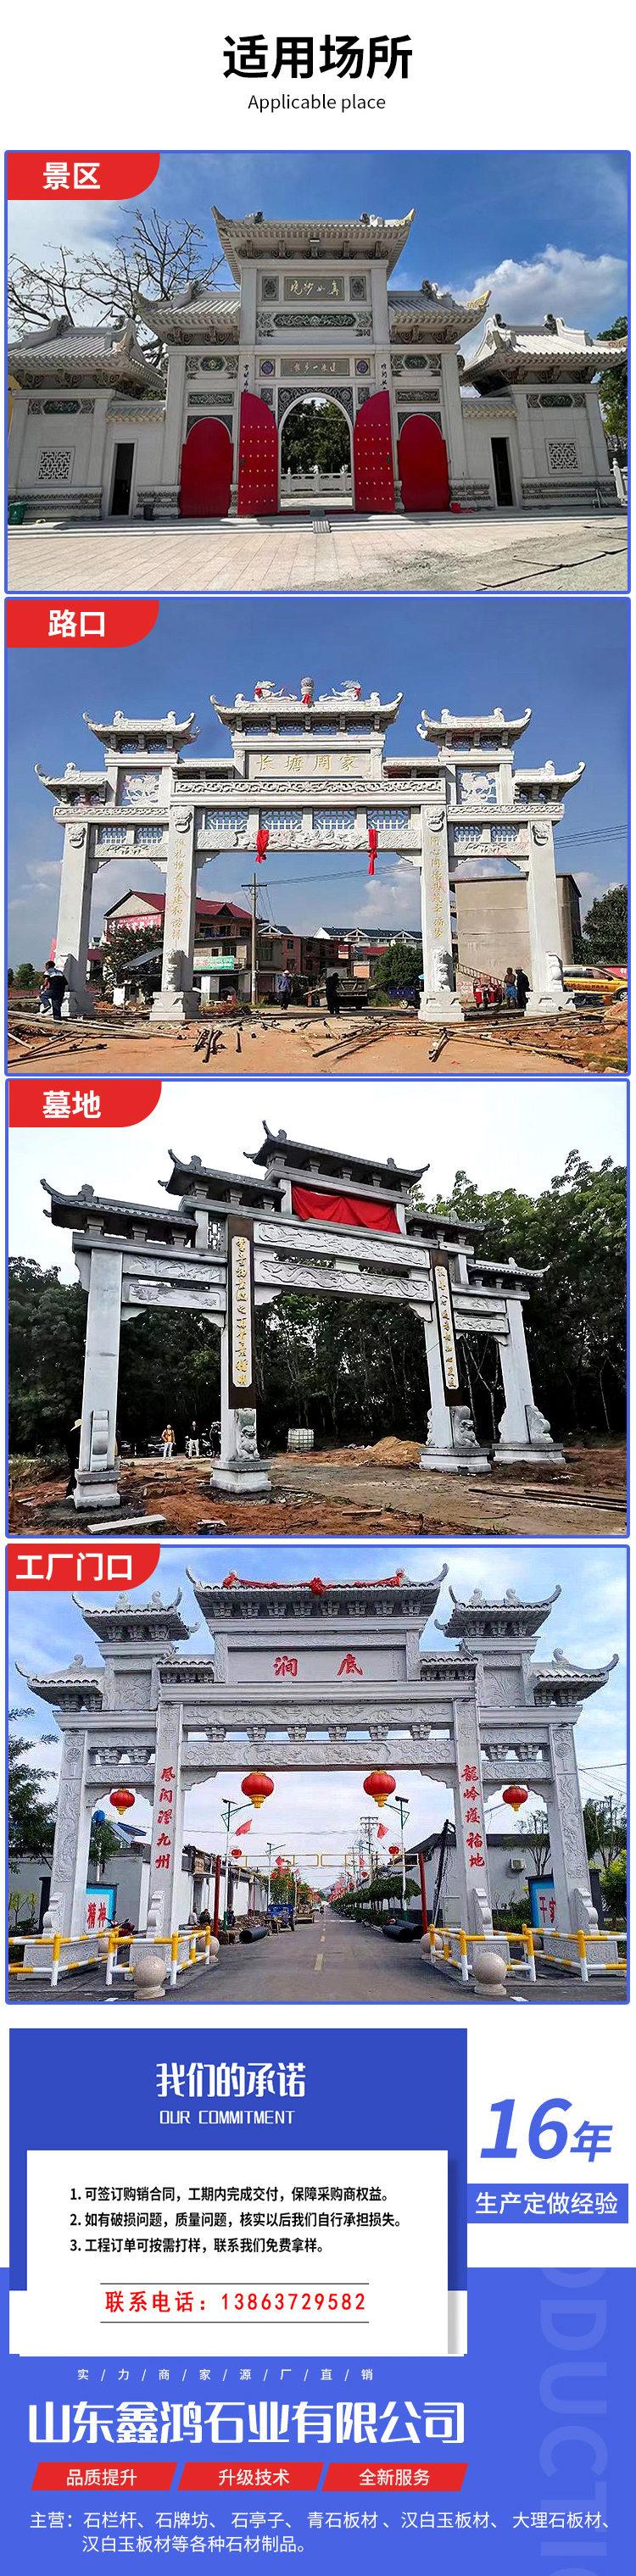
[353,391,395,514]
[179,418,232,519]
[398,414,450,513]
[237,391,278,516]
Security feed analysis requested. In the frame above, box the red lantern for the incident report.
[109,1788,135,1815]
[242,1771,274,1811]
[388,1843,400,1859]
[502,1783,528,1816]
[232,1846,242,1860]
[363,1770,395,1810]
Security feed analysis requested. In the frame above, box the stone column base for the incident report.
[211,1462,272,1499]
[62,991,95,1019]
[150,988,200,1023]
[418,994,463,1022]
[526,993,576,1017]
[495,1442,565,1468]
[420,1447,491,1476]
[73,1470,121,1513]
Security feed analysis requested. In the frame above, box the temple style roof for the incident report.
[463,314,627,393]
[191,1566,446,1625]
[135,281,241,343]
[212,687,402,729]
[248,1124,426,1194]
[531,1650,619,1703]
[513,764,585,796]
[438,1585,561,1641]
[16,1655,103,1707]
[75,1588,197,1642]
[8,316,161,392]
[42,1181,197,1244]
[421,709,532,743]
[84,710,196,748]
[388,284,490,345]
[164,1149,282,1210]
[213,207,416,280]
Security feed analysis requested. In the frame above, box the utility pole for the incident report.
[220,1797,250,1928]
[388,1794,410,1912]
[250,871,258,1009]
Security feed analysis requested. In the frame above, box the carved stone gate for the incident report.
[20,1570,617,1949]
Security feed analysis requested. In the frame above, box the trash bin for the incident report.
[8,502,25,525]
[142,501,154,522]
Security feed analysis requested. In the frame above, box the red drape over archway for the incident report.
[291,1185,400,1234]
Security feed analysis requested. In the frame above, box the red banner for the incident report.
[9,1081,162,1127]
[7,602,159,648]
[322,2463,468,2493]
[291,1185,400,1235]
[8,1544,162,1592]
[32,2465,176,2492]
[179,2463,323,2492]
[8,153,160,201]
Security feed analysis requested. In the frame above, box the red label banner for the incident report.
[8,1544,162,1592]
[7,602,159,648]
[179,2463,323,2492]
[32,2465,176,2492]
[9,1081,162,1127]
[8,154,160,200]
[291,1185,400,1235]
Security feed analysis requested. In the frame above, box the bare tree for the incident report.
[8,204,222,353]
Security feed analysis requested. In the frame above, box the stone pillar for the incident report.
[43,1726,93,1937]
[86,393,111,506]
[440,349,468,485]
[140,1698,186,1941]
[496,1297,564,1464]
[210,1316,271,1499]
[159,346,188,503]
[417,804,461,1020]
[525,818,575,1014]
[150,805,198,1021]
[583,386,612,484]
[544,1721,598,1934]
[449,1684,502,1945]
[420,1307,490,1474]
[74,1247,123,1512]
[54,823,95,1015]
[8,394,29,492]
[512,389,537,496]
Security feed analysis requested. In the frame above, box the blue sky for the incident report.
[7,597,628,964]
[8,150,628,338]
[8,1544,627,1871]
[8,1542,627,1872]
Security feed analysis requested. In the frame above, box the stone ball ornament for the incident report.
[133,1948,169,2002]
[472,1948,508,2000]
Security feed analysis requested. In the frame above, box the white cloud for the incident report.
[457,243,628,359]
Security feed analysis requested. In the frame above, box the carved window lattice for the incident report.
[313,809,357,834]
[37,448,73,482]
[203,810,248,833]
[135,825,165,847]
[367,807,410,831]
[547,438,578,473]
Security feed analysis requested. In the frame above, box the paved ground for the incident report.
[8,510,628,593]
[10,1914,625,2005]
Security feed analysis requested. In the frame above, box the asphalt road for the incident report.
[11,1914,625,2006]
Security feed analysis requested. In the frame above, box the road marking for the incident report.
[314,1952,324,1975]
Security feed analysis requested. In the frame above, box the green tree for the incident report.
[102,926,161,990]
[583,1798,626,1870]
[8,1716,57,1859]
[600,1852,627,1923]
[14,962,37,988]
[428,1151,626,1441]
[89,1817,125,1871]
[582,884,628,965]
[597,317,628,443]
[372,938,422,993]
[281,400,350,475]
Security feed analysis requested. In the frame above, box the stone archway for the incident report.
[278,394,354,506]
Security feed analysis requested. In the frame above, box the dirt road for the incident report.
[8,1005,627,1079]
[8,1441,627,1539]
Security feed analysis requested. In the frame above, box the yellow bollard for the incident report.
[459,1929,469,1986]
[170,1931,180,1989]
[51,1933,62,1991]
[577,1928,589,1986]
